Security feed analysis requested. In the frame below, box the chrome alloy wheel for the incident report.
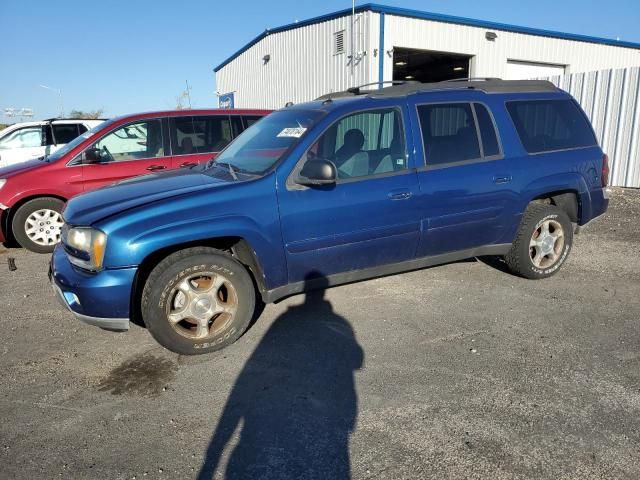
[24,209,64,246]
[529,219,565,269]
[166,272,238,340]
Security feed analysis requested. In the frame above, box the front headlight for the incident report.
[0,179,6,190]
[63,227,107,271]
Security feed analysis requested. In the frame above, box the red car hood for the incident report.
[0,159,45,178]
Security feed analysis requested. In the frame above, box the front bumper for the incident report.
[0,203,8,243]
[49,244,137,331]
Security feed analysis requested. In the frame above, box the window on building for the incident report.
[506,99,597,153]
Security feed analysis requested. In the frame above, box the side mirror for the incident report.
[297,159,337,186]
[83,147,102,164]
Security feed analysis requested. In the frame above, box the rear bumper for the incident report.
[49,244,136,331]
[579,187,609,227]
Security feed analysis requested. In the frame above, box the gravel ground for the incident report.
[1,189,639,479]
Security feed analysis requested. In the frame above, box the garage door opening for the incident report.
[392,47,471,83]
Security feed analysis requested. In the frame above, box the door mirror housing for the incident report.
[83,147,102,164]
[297,159,337,186]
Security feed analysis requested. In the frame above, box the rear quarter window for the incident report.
[506,99,596,154]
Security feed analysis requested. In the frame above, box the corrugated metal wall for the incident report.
[382,14,640,81]
[216,12,374,109]
[544,67,640,188]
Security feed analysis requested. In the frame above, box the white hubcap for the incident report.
[25,209,63,246]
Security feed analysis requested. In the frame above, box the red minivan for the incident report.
[0,109,270,253]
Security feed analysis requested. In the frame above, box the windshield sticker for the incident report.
[277,127,307,138]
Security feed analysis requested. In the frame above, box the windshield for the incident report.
[206,109,325,175]
[46,119,115,162]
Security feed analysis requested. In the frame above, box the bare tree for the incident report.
[68,109,104,119]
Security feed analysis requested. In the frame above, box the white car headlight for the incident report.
[63,227,107,271]
[0,179,6,190]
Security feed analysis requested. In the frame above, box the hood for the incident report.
[0,159,46,178]
[63,168,232,226]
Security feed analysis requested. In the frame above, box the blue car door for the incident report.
[407,95,520,257]
[277,104,421,283]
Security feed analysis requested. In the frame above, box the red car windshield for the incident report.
[45,119,115,162]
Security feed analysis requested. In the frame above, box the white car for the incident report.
[0,118,105,168]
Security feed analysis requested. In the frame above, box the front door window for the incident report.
[91,120,164,163]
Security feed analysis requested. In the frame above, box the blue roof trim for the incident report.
[213,3,640,72]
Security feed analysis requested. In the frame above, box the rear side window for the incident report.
[417,103,480,166]
[171,115,233,155]
[506,99,596,154]
[243,115,263,128]
[52,124,79,144]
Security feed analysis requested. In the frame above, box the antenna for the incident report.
[39,84,64,117]
[185,80,192,108]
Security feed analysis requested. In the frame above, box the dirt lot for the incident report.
[1,189,639,479]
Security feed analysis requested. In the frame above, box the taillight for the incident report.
[601,154,610,187]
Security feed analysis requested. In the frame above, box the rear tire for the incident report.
[11,197,65,254]
[505,203,573,279]
[141,247,256,355]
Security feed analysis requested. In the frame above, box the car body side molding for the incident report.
[263,243,511,303]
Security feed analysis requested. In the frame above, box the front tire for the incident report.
[141,247,256,355]
[505,203,573,279]
[11,197,65,253]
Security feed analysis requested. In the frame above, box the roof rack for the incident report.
[316,78,558,101]
[42,117,108,122]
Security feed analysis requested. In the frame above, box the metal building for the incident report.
[214,3,640,109]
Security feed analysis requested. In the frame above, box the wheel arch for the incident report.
[522,172,592,224]
[530,190,580,223]
[4,194,68,244]
[129,236,267,328]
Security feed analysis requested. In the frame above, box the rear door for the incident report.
[408,99,519,256]
[169,115,233,168]
[81,118,172,191]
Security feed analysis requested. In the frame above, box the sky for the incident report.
[1,0,639,121]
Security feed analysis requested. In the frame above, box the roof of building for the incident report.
[214,3,640,73]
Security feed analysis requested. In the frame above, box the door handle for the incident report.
[179,162,197,168]
[493,175,512,184]
[388,191,412,200]
[146,165,166,171]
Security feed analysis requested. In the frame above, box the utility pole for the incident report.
[185,80,192,109]
[39,84,64,117]
[350,0,355,85]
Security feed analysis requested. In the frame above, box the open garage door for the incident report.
[506,60,566,79]
[393,47,471,83]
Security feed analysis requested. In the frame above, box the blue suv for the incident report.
[50,79,609,355]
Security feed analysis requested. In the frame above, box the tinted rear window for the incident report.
[417,103,480,166]
[506,99,596,154]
